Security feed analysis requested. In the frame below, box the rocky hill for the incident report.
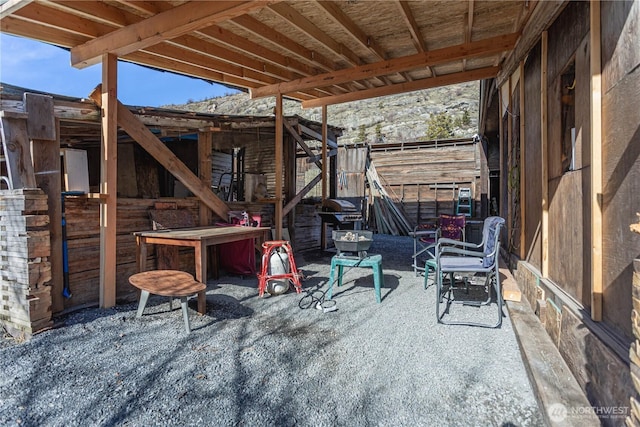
[165,81,479,145]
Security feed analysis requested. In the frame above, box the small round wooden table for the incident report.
[129,270,206,333]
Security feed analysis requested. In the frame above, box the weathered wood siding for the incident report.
[523,42,543,269]
[601,0,640,341]
[370,140,483,227]
[546,1,592,309]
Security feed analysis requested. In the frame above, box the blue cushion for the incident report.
[482,217,505,268]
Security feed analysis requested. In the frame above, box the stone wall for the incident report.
[515,260,636,426]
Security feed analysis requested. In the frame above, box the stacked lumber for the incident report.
[0,189,52,338]
[365,160,412,236]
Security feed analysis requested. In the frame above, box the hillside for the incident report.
[165,81,479,145]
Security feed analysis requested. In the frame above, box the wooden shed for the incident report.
[1,1,639,424]
[0,83,342,333]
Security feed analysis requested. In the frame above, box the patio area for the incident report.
[0,234,543,426]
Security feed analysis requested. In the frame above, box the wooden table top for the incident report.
[129,270,205,297]
[133,225,269,242]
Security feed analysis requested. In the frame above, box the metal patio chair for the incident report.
[411,214,466,282]
[434,216,505,328]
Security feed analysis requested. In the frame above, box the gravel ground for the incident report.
[0,235,543,427]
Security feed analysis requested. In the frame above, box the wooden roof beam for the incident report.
[71,1,273,68]
[251,33,518,98]
[316,1,386,61]
[268,2,362,68]
[301,66,499,109]
[315,1,399,84]
[395,0,433,77]
[229,14,358,93]
[463,0,475,70]
[0,0,33,19]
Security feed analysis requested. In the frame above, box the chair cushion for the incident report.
[482,216,505,267]
[440,256,490,272]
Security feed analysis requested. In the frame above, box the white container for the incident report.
[267,250,290,295]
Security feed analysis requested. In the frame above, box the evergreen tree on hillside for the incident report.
[425,112,454,140]
[357,124,367,143]
[375,123,383,143]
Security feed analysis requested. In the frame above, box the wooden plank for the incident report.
[117,144,137,197]
[283,119,322,168]
[541,31,549,277]
[253,33,518,98]
[283,173,321,217]
[519,61,526,260]
[70,1,273,68]
[590,0,602,321]
[274,94,283,240]
[0,116,37,189]
[298,123,338,149]
[99,53,117,309]
[29,101,62,312]
[322,105,328,200]
[24,93,56,140]
[88,85,229,221]
[198,131,213,226]
[302,66,499,108]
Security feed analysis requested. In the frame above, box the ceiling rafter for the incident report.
[301,66,500,108]
[195,25,343,96]
[315,1,400,85]
[70,1,274,68]
[9,3,116,39]
[229,14,364,92]
[36,0,327,98]
[395,0,434,78]
[463,0,475,71]
[2,4,324,101]
[268,2,361,67]
[0,0,33,20]
[251,32,519,99]
[267,2,380,88]
[43,0,140,26]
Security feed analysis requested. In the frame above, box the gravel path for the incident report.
[0,235,543,426]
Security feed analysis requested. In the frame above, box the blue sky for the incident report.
[0,34,239,106]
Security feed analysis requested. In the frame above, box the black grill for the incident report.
[318,199,363,229]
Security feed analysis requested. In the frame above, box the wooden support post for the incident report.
[322,105,328,201]
[590,0,603,321]
[100,53,117,308]
[507,76,513,250]
[26,93,63,312]
[541,31,549,278]
[198,131,212,226]
[274,94,283,240]
[498,86,504,221]
[519,61,526,260]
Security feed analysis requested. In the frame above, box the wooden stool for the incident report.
[328,254,384,303]
[257,240,302,297]
[129,270,206,333]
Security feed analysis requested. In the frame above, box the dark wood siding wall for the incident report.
[546,1,592,310]
[601,0,640,340]
[523,43,543,269]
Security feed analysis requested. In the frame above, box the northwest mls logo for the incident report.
[548,402,629,422]
[548,403,568,422]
